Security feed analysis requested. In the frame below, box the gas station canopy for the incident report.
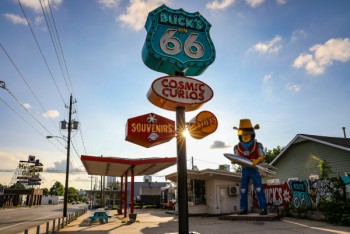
[81,155,177,177]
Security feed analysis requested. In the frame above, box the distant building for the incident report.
[106,176,116,188]
[41,195,64,205]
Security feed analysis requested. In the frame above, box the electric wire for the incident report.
[0,96,66,155]
[0,96,45,138]
[17,0,66,106]
[46,0,75,95]
[1,83,60,142]
[20,0,88,156]
[39,0,71,95]
[0,43,59,131]
[44,0,87,154]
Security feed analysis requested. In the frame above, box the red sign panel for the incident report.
[147,76,213,112]
[125,113,175,148]
[263,183,293,207]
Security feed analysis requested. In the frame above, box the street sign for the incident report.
[147,76,213,112]
[142,5,216,76]
[188,111,218,139]
[125,113,175,148]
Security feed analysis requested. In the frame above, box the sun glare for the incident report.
[182,128,190,138]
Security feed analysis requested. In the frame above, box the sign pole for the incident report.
[176,106,189,233]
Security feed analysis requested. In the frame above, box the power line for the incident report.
[39,0,71,95]
[0,96,45,138]
[17,0,66,105]
[0,43,59,131]
[1,82,59,140]
[18,0,88,156]
[41,0,87,154]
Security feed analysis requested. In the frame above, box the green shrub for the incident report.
[318,179,350,226]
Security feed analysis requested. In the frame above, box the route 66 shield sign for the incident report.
[142,5,216,76]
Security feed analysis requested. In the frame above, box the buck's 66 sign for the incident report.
[142,5,216,76]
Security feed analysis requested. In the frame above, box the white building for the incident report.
[41,195,64,205]
[165,169,247,215]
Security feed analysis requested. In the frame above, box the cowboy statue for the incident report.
[233,119,267,215]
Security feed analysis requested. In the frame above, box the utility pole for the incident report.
[63,94,73,218]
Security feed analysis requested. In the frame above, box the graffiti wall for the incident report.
[256,176,350,209]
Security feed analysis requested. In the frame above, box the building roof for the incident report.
[271,134,350,165]
[165,168,241,182]
[81,155,177,177]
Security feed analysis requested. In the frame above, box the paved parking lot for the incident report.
[56,209,350,234]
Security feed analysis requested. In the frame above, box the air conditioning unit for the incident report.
[228,186,240,196]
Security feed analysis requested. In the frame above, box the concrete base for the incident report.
[219,213,279,221]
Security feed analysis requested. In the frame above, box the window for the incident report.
[187,179,206,205]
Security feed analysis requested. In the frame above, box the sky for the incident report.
[0,0,350,190]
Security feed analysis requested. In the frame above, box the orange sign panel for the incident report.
[147,76,213,112]
[188,111,218,139]
[125,113,175,148]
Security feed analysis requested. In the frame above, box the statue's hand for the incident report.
[252,156,264,166]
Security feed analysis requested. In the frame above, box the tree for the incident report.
[9,183,26,189]
[0,183,6,190]
[68,187,79,202]
[50,181,64,196]
[318,160,332,179]
[235,165,242,173]
[264,146,284,163]
[42,188,49,196]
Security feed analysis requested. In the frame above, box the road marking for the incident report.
[0,213,59,231]
[283,219,349,234]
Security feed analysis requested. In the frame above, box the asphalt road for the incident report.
[0,204,88,234]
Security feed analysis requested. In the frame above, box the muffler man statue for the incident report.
[233,119,267,215]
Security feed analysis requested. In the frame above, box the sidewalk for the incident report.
[58,209,350,234]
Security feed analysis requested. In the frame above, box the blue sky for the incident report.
[1,0,349,190]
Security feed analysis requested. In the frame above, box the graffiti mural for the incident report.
[263,183,292,206]
[288,180,312,208]
[255,177,350,209]
[309,178,335,207]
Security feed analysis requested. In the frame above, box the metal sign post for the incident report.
[140,5,216,233]
[176,106,189,233]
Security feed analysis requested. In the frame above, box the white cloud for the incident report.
[252,35,282,54]
[22,103,31,109]
[209,140,231,149]
[18,0,63,13]
[292,38,350,76]
[276,0,287,5]
[263,73,272,82]
[245,0,265,8]
[206,0,236,11]
[287,83,301,92]
[98,0,121,8]
[118,0,169,31]
[35,16,44,26]
[2,13,28,25]
[43,110,60,118]
[290,29,306,42]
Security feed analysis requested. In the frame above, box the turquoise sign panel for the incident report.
[142,5,216,76]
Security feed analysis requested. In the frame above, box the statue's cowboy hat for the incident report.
[233,119,260,135]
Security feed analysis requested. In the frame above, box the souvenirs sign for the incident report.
[142,5,216,76]
[125,113,175,148]
[187,111,218,139]
[147,76,213,112]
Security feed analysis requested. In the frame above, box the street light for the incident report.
[46,135,71,218]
